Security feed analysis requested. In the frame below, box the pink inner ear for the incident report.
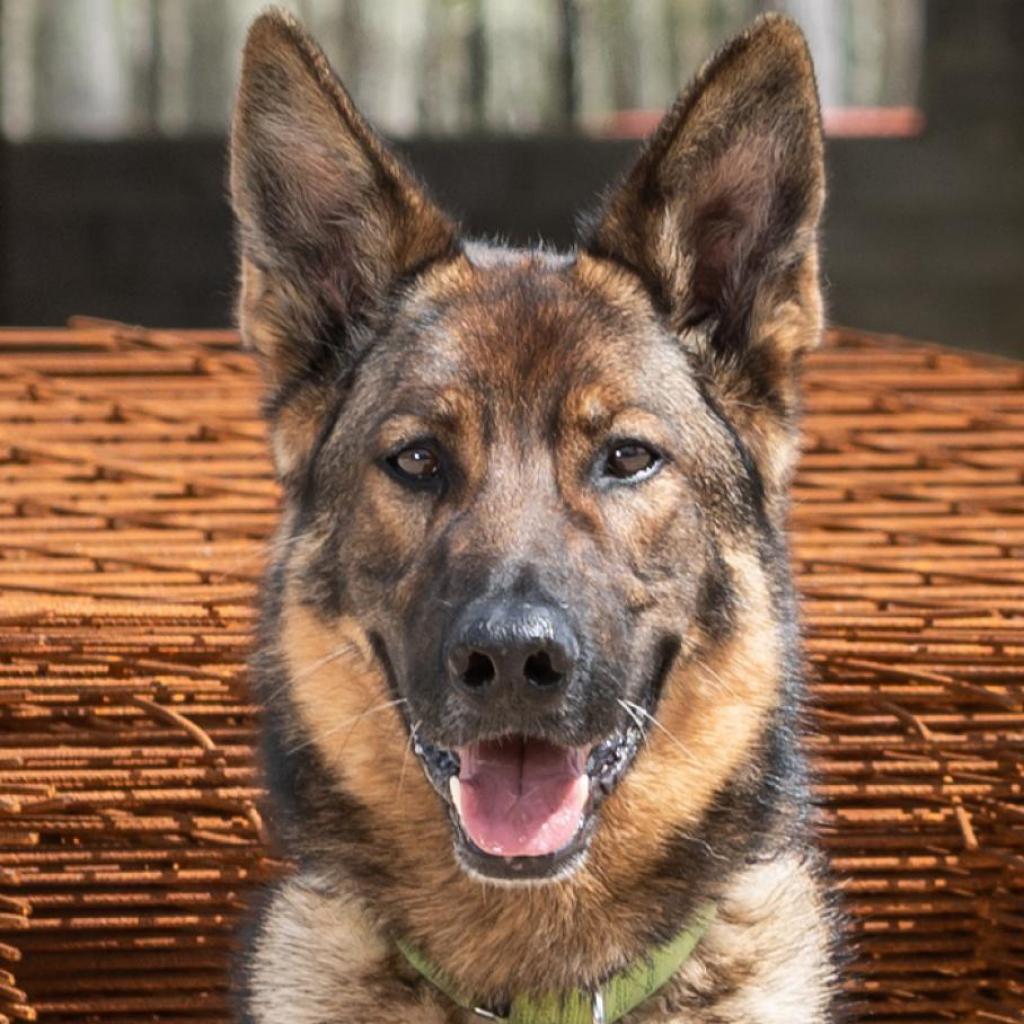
[692,205,748,304]
[684,132,784,307]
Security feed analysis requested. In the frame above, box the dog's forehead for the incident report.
[385,247,696,408]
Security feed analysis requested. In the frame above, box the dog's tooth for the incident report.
[449,776,463,817]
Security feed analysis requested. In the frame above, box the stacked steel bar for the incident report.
[0,322,1021,1023]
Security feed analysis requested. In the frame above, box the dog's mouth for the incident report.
[451,738,589,858]
[415,726,642,881]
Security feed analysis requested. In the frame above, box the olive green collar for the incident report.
[397,902,715,1024]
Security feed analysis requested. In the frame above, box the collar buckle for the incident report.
[471,1007,507,1021]
[471,991,604,1023]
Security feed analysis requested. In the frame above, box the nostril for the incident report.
[462,651,496,689]
[524,650,563,689]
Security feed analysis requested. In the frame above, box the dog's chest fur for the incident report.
[245,854,834,1024]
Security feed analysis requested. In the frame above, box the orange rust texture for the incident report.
[0,322,1022,1023]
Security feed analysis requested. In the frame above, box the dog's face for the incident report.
[232,12,823,885]
[279,252,752,880]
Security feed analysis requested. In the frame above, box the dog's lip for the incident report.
[414,726,643,791]
[412,723,644,876]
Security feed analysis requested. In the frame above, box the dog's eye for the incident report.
[604,442,661,481]
[388,445,440,483]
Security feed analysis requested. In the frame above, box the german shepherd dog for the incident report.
[230,8,839,1022]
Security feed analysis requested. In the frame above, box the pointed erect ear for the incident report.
[230,8,457,399]
[582,14,825,493]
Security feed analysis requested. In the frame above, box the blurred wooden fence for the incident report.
[0,0,923,139]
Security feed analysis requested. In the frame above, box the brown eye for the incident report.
[389,445,440,484]
[604,442,660,481]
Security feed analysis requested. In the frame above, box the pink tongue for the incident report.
[452,737,589,857]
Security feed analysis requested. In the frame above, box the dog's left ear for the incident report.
[583,14,824,495]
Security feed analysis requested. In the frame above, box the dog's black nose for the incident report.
[445,599,578,707]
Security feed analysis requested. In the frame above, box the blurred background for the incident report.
[0,0,1021,356]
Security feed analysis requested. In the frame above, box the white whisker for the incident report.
[621,699,701,767]
[290,641,363,684]
[692,660,739,699]
[259,639,365,704]
[287,697,408,755]
[396,719,421,800]
[617,698,648,739]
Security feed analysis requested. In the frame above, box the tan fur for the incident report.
[594,548,780,878]
[665,857,835,1023]
[248,873,452,1023]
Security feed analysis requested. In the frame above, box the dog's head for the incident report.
[232,10,823,886]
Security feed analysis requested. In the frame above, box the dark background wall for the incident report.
[1,0,1022,356]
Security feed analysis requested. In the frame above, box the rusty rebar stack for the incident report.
[0,323,1021,1023]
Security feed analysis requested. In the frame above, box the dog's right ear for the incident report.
[230,9,456,476]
